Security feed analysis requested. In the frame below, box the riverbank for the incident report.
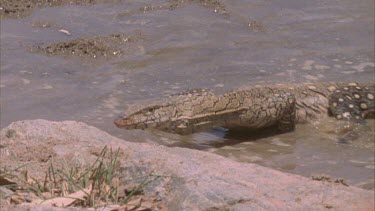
[0,120,373,210]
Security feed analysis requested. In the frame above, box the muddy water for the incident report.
[1,1,374,189]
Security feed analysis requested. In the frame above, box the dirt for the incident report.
[169,0,227,14]
[31,20,54,28]
[311,175,349,187]
[248,19,266,32]
[32,32,145,60]
[0,0,119,19]
[1,0,226,61]
[0,0,227,20]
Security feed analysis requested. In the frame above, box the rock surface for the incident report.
[0,119,374,210]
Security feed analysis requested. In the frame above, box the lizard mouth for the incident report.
[114,116,135,129]
[114,114,155,130]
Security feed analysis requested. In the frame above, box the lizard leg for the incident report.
[277,94,297,132]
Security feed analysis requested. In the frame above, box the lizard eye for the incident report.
[148,108,155,112]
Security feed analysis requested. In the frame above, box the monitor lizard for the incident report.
[114,82,374,135]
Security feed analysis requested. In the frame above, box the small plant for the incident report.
[0,146,166,209]
[5,129,16,138]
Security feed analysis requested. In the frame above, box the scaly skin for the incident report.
[114,82,375,134]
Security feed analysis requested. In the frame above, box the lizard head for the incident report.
[114,102,178,131]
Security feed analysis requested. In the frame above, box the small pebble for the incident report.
[58,29,71,36]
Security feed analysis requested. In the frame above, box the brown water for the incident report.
[1,0,374,189]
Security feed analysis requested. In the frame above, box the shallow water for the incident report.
[1,0,374,189]
[205,120,375,190]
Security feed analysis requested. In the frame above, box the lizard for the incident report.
[114,82,375,135]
